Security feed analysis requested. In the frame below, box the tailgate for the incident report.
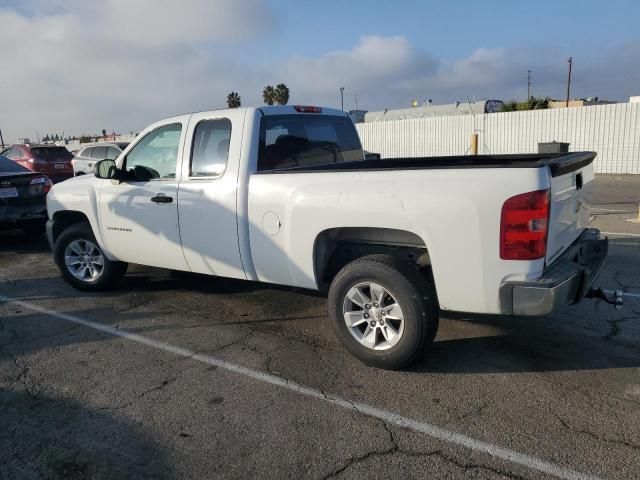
[545,153,596,265]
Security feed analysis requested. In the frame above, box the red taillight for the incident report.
[500,189,550,260]
[293,105,322,113]
[30,175,53,193]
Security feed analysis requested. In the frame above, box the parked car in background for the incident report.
[0,154,51,236]
[3,144,73,183]
[71,142,129,175]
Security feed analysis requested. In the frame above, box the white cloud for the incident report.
[0,2,637,142]
[0,0,277,141]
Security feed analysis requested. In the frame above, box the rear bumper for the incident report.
[500,229,608,316]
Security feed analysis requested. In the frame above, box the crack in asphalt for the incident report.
[95,363,197,412]
[316,394,524,479]
[449,402,491,425]
[554,413,640,452]
[321,441,527,480]
[603,316,636,341]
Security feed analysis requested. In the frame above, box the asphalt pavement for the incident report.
[0,174,639,480]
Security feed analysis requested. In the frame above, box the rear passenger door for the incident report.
[177,110,246,279]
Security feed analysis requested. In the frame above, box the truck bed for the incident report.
[256,151,596,177]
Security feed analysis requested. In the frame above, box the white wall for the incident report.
[356,103,640,174]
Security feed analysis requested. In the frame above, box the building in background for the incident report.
[547,97,616,109]
[363,100,504,123]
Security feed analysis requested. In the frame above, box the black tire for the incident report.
[328,254,439,370]
[53,223,128,291]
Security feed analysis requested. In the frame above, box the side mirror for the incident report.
[94,159,118,179]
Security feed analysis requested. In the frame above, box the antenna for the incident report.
[566,57,573,107]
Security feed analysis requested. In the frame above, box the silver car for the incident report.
[71,142,129,176]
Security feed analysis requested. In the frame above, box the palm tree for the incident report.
[274,84,290,105]
[226,92,241,108]
[262,85,275,105]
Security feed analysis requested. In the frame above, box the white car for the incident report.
[45,105,607,369]
[71,142,129,175]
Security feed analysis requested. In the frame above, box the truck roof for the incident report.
[162,105,349,123]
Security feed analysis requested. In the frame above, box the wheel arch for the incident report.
[51,210,91,245]
[313,227,434,289]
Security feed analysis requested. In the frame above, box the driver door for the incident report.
[98,117,190,270]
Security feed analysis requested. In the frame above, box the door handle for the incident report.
[151,194,173,204]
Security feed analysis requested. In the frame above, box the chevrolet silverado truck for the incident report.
[45,105,607,369]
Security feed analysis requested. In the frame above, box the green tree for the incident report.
[226,91,241,108]
[500,96,550,112]
[262,85,275,105]
[274,83,290,105]
[43,134,50,142]
[102,129,107,138]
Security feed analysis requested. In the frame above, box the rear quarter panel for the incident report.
[248,166,551,314]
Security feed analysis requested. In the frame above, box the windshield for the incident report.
[0,155,30,172]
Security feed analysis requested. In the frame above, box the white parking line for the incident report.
[0,295,602,480]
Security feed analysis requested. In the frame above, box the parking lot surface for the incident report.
[1,175,639,480]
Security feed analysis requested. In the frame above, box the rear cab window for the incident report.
[31,147,73,162]
[258,114,363,171]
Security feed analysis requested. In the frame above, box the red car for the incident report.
[1,144,74,183]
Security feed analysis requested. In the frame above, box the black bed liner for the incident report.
[256,151,596,178]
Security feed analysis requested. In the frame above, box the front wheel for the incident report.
[328,254,439,370]
[53,223,128,291]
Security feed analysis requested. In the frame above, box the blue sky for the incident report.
[264,0,640,59]
[0,0,639,140]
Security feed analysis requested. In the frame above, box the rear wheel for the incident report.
[328,254,439,370]
[54,223,127,291]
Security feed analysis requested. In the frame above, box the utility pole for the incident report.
[527,70,531,99]
[566,57,573,108]
[339,86,345,111]
[0,128,4,148]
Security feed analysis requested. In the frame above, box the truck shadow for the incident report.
[2,273,638,375]
[411,312,640,374]
[0,388,176,479]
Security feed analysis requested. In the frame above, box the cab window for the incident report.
[190,119,231,177]
[124,124,182,180]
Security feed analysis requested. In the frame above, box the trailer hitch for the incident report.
[586,288,625,309]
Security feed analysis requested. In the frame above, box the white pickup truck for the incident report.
[46,105,607,369]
